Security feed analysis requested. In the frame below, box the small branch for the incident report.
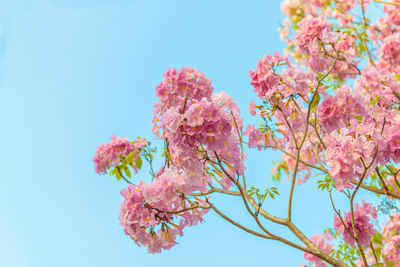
[277,106,299,149]
[230,111,246,189]
[287,51,340,222]
[375,167,389,195]
[361,0,375,67]
[370,242,379,265]
[329,191,356,240]
[351,179,400,200]
[372,0,400,6]
[349,151,378,267]
[189,187,241,197]
[181,97,188,114]
[209,203,272,239]
[117,167,132,184]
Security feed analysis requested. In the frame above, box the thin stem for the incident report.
[372,0,400,6]
[349,150,378,267]
[370,242,379,265]
[189,187,241,197]
[287,52,340,221]
[117,167,132,184]
[212,153,346,267]
[209,203,272,239]
[351,179,400,200]
[329,191,357,241]
[375,167,389,195]
[361,0,376,67]
[277,106,299,149]
[230,111,246,189]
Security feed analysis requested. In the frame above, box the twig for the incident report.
[117,167,132,184]
[372,0,400,6]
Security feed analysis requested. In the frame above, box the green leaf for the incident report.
[372,232,383,245]
[115,169,121,181]
[136,157,142,169]
[310,93,320,112]
[354,115,363,122]
[124,166,131,178]
[126,152,134,164]
[369,95,378,105]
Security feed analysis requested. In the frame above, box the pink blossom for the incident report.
[295,16,332,55]
[318,85,367,133]
[92,135,147,174]
[249,52,316,101]
[249,53,283,100]
[379,32,400,73]
[383,0,400,26]
[354,66,400,108]
[243,125,265,151]
[303,234,334,267]
[119,169,209,253]
[154,67,213,113]
[382,212,400,263]
[333,201,377,247]
[212,91,243,129]
[249,100,257,116]
[325,128,376,191]
[153,67,213,137]
[281,0,302,17]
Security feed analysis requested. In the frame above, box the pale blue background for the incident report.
[0,1,381,267]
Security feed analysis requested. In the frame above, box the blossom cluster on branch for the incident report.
[93,0,400,266]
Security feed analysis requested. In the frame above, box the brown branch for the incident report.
[361,0,375,67]
[209,203,272,239]
[350,180,400,200]
[189,187,241,197]
[349,150,378,267]
[230,111,246,189]
[212,152,346,267]
[375,167,389,195]
[287,51,340,222]
[117,167,132,185]
[372,0,400,6]
[370,242,379,265]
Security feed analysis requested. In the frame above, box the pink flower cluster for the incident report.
[249,52,285,100]
[379,32,400,73]
[119,168,209,253]
[325,128,376,191]
[295,15,332,54]
[249,52,315,101]
[154,67,213,113]
[383,0,400,26]
[153,67,213,137]
[333,201,377,248]
[382,212,400,263]
[92,135,147,174]
[294,15,358,75]
[161,99,232,160]
[153,67,244,190]
[303,233,333,267]
[243,125,266,151]
[318,85,366,133]
[354,66,400,108]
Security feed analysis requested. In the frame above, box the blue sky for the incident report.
[0,1,382,267]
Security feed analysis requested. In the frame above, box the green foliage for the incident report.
[317,175,335,191]
[247,186,279,210]
[270,160,289,182]
[378,198,399,215]
[106,140,157,182]
[310,93,320,112]
[330,241,358,267]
